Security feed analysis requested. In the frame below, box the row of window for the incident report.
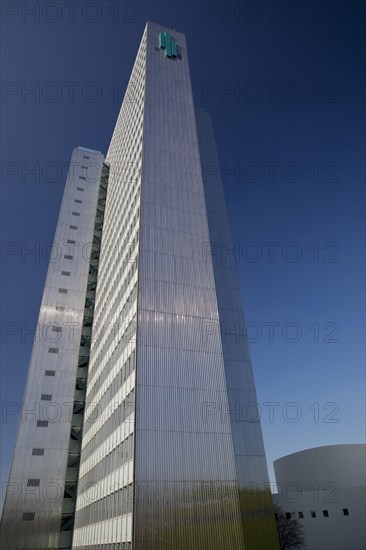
[81,388,135,457]
[36,175,86,416]
[22,506,351,523]
[93,190,140,332]
[40,163,93,400]
[281,508,350,520]
[72,544,131,550]
[22,156,92,523]
[83,344,136,436]
[80,434,134,488]
[75,483,133,527]
[87,271,138,398]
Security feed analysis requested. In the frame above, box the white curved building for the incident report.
[273,444,366,550]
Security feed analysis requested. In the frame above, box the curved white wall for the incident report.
[273,444,366,550]
[274,444,366,489]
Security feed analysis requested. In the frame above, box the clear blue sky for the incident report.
[1,0,365,502]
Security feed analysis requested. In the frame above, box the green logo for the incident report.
[159,32,177,58]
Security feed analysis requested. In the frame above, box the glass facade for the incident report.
[0,22,279,550]
[72,23,146,550]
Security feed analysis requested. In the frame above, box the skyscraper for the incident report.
[1,22,279,550]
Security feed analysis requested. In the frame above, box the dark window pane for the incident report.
[27,479,40,487]
[21,512,35,521]
[32,448,44,456]
[41,394,52,401]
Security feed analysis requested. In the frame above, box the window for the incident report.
[32,448,44,456]
[79,176,86,180]
[83,155,90,159]
[51,326,62,332]
[37,420,48,427]
[67,239,76,244]
[64,255,73,260]
[81,165,88,169]
[55,306,65,311]
[62,271,70,276]
[58,288,68,294]
[77,187,84,191]
[298,511,304,519]
[343,508,349,516]
[323,510,329,517]
[72,212,80,216]
[21,512,35,521]
[41,394,52,401]
[285,513,291,520]
[310,511,316,518]
[45,370,55,377]
[48,348,59,354]
[27,479,40,487]
[70,225,78,230]
[74,199,82,204]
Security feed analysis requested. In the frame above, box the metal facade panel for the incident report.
[195,108,280,547]
[133,22,244,549]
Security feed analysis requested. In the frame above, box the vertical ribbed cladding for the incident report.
[133,22,244,549]
[58,163,109,549]
[131,23,148,550]
[195,108,280,549]
[72,26,147,550]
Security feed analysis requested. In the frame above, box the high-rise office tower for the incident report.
[1,22,279,550]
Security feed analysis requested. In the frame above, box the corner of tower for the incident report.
[145,20,185,37]
[76,145,104,156]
